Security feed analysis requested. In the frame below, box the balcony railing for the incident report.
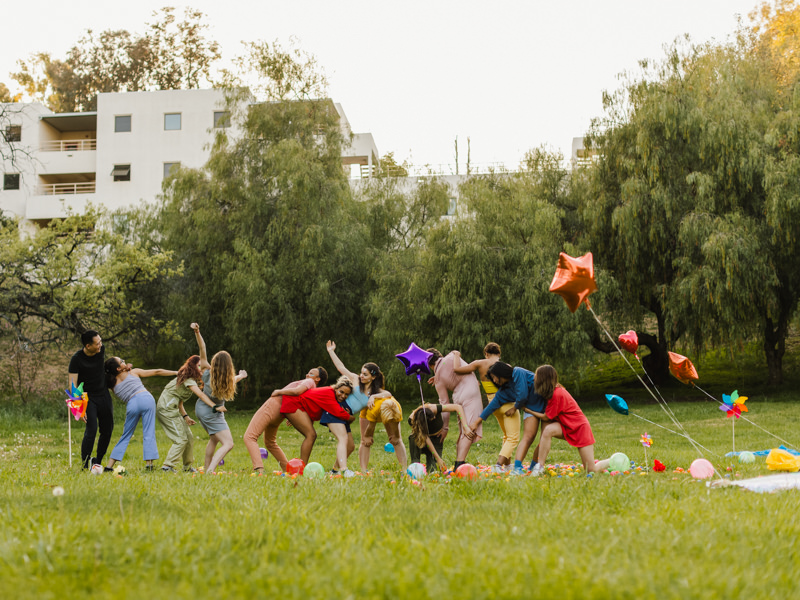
[38,182,96,195]
[40,139,97,152]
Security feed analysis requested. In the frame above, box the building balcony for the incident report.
[40,139,97,152]
[37,182,96,195]
[26,190,96,220]
[37,149,97,174]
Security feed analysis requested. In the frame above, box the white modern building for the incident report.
[0,89,380,226]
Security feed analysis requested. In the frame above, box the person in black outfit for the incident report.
[68,330,114,468]
[407,402,474,473]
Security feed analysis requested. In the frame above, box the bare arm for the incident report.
[188,384,214,409]
[191,323,210,371]
[132,368,178,378]
[235,370,248,383]
[436,403,475,439]
[326,340,359,382]
[453,358,483,376]
[424,436,447,471]
[270,380,312,398]
[177,400,196,425]
[526,409,547,420]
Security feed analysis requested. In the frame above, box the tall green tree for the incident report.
[153,41,369,394]
[11,7,220,112]
[585,30,799,385]
[364,148,604,389]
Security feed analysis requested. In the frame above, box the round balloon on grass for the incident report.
[608,452,630,472]
[455,463,478,480]
[286,458,305,475]
[689,458,715,479]
[304,462,325,478]
[407,462,426,479]
[738,451,755,464]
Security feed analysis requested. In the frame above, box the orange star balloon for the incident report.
[668,352,699,385]
[549,252,598,313]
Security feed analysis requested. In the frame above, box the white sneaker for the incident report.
[492,464,510,474]
[343,469,356,478]
[529,463,545,476]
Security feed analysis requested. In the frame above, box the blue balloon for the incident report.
[605,394,629,415]
[384,442,395,453]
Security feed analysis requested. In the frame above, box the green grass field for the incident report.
[2,367,800,600]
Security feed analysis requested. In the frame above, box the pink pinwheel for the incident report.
[719,390,748,419]
[640,433,653,448]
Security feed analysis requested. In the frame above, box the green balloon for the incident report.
[304,462,326,478]
[608,452,630,472]
[738,451,756,464]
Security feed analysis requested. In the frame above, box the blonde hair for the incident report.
[210,351,236,401]
[333,375,354,393]
[534,365,558,400]
[380,397,402,423]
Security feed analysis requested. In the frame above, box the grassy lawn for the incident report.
[2,368,800,600]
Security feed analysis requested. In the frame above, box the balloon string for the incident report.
[636,357,684,432]
[587,306,709,457]
[693,383,797,450]
[629,413,718,456]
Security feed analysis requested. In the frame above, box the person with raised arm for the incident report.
[104,358,177,471]
[155,323,214,473]
[194,344,247,474]
[326,340,406,473]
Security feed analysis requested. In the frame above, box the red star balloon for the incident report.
[549,252,598,313]
[668,352,699,385]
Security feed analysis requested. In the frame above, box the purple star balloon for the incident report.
[396,343,433,377]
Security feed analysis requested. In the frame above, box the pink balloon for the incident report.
[618,330,639,356]
[689,458,715,479]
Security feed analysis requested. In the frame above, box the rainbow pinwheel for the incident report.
[640,433,653,448]
[719,390,748,419]
[65,382,88,421]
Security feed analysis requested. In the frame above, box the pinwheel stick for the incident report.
[67,403,72,468]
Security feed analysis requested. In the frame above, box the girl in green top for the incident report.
[156,323,214,472]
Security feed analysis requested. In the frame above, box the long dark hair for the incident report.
[409,406,434,448]
[104,357,122,389]
[362,362,384,395]
[177,355,202,386]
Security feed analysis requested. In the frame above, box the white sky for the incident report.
[2,1,763,170]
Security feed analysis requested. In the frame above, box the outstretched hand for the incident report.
[238,370,248,379]
[464,427,476,440]
[190,322,199,332]
[504,408,516,418]
[326,340,336,352]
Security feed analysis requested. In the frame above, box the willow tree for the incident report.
[586,29,798,384]
[365,148,604,389]
[154,42,368,393]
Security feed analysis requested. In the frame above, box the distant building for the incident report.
[571,136,599,168]
[0,89,379,226]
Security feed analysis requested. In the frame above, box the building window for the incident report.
[115,115,132,133]
[163,162,180,179]
[111,164,131,182]
[3,173,20,190]
[4,125,21,142]
[447,198,457,216]
[164,113,181,131]
[213,111,231,128]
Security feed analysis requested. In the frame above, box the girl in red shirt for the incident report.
[526,365,612,475]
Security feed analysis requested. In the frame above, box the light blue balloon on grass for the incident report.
[738,451,755,464]
[384,442,395,453]
[407,462,426,479]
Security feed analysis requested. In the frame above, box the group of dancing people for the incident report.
[69,324,612,477]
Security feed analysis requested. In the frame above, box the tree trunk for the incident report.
[763,316,787,386]
[638,331,670,384]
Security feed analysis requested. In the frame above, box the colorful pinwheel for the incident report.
[65,382,88,421]
[719,390,748,419]
[640,433,653,448]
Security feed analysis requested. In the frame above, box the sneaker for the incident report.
[184,466,198,473]
[161,465,176,473]
[343,469,356,478]
[492,464,510,474]
[511,467,526,476]
[145,465,155,472]
[529,463,545,476]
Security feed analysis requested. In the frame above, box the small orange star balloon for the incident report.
[668,352,699,385]
[549,252,598,313]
